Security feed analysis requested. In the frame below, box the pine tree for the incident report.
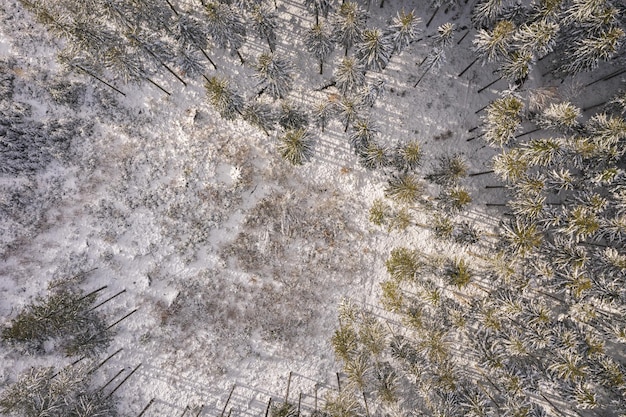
[438,186,472,213]
[385,174,424,205]
[277,128,315,165]
[483,95,524,147]
[426,153,468,187]
[312,99,334,132]
[335,57,365,95]
[355,28,392,71]
[538,102,582,132]
[473,20,516,64]
[493,148,529,182]
[394,140,422,172]
[513,20,559,59]
[357,78,385,108]
[349,118,378,152]
[359,139,391,170]
[332,1,367,56]
[278,102,309,130]
[561,27,625,75]
[304,0,332,24]
[385,9,422,54]
[434,22,455,49]
[243,100,276,135]
[174,13,216,69]
[204,1,246,58]
[176,45,205,77]
[472,0,504,28]
[501,50,534,84]
[305,23,334,75]
[251,3,278,52]
[337,95,362,132]
[204,76,244,120]
[255,52,294,99]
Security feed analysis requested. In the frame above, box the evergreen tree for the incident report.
[561,27,625,75]
[335,57,365,95]
[473,20,516,64]
[357,78,385,108]
[355,28,393,71]
[513,20,560,59]
[255,52,294,99]
[305,23,335,74]
[243,100,276,135]
[173,13,216,69]
[312,99,334,132]
[204,1,246,58]
[433,22,455,49]
[251,3,278,52]
[394,140,422,172]
[304,0,332,24]
[204,76,244,120]
[385,9,422,54]
[349,118,378,152]
[176,45,205,77]
[472,0,504,28]
[483,95,524,147]
[337,95,362,132]
[426,153,468,187]
[501,50,534,84]
[277,128,315,165]
[385,173,424,204]
[538,102,582,132]
[278,101,309,130]
[332,1,367,56]
[359,139,391,170]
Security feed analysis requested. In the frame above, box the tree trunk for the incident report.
[88,348,123,375]
[379,0,384,7]
[137,399,155,417]
[194,405,204,417]
[236,50,245,65]
[583,101,606,112]
[106,309,138,330]
[336,372,342,391]
[414,61,436,87]
[78,285,108,301]
[514,127,540,138]
[180,406,189,417]
[469,170,494,177]
[199,48,218,70]
[319,59,323,75]
[474,102,489,114]
[426,6,440,27]
[458,57,478,77]
[75,65,126,96]
[466,132,485,141]
[264,398,272,417]
[477,76,502,93]
[457,28,470,45]
[88,289,126,311]
[106,364,142,399]
[165,0,178,15]
[284,372,292,403]
[99,369,125,393]
[220,385,236,417]
[146,77,172,96]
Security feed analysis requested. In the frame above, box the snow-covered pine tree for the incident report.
[278,101,309,130]
[501,50,534,84]
[355,28,392,71]
[385,173,424,204]
[538,102,582,133]
[385,9,422,54]
[426,153,468,187]
[204,1,246,61]
[359,139,391,170]
[176,44,205,77]
[312,99,334,132]
[335,57,365,95]
[243,100,276,135]
[304,0,332,24]
[561,27,625,75]
[332,1,367,56]
[255,52,293,99]
[204,76,244,120]
[337,95,362,132]
[251,3,278,52]
[174,13,217,69]
[513,20,560,60]
[482,94,524,147]
[472,0,504,28]
[357,78,385,108]
[349,118,378,152]
[473,20,516,64]
[277,128,315,165]
[305,23,335,74]
[394,140,422,172]
[415,23,455,87]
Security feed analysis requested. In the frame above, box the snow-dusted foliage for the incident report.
[255,52,294,99]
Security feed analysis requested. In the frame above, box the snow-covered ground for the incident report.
[1,0,624,415]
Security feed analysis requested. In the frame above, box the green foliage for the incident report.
[0,365,117,417]
[369,199,389,227]
[426,153,468,187]
[205,76,243,120]
[277,128,315,165]
[2,289,112,357]
[445,258,472,288]
[332,325,358,362]
[483,95,524,147]
[384,174,424,205]
[270,402,298,417]
[394,140,423,171]
[385,247,421,282]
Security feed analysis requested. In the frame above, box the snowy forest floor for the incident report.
[0,0,624,416]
